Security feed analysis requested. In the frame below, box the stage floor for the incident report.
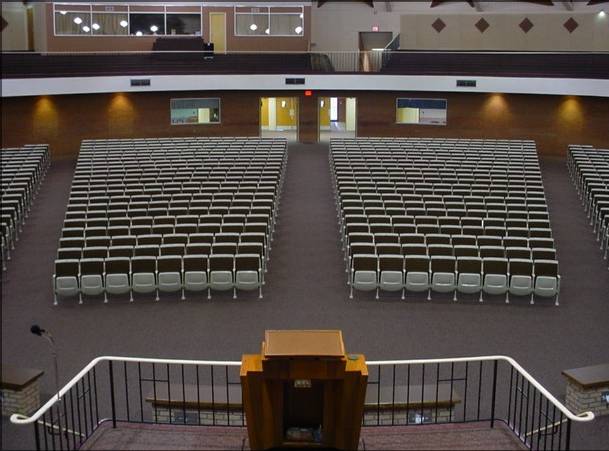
[80,420,526,450]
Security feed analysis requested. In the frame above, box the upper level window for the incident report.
[53,3,202,37]
[129,13,165,36]
[396,98,448,126]
[234,6,304,37]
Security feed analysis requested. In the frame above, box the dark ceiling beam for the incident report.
[587,0,609,5]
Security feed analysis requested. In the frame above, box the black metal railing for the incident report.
[365,356,594,451]
[11,355,593,451]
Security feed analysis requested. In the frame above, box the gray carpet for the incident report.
[79,420,525,451]
[2,145,609,450]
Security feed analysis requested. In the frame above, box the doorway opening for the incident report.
[260,97,299,141]
[319,97,357,141]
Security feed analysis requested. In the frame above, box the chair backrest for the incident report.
[379,254,404,271]
[482,258,508,274]
[131,256,156,272]
[108,246,134,258]
[160,244,185,256]
[509,258,533,276]
[138,234,162,246]
[480,246,505,259]
[112,235,137,247]
[400,233,425,245]
[105,257,130,274]
[457,256,482,274]
[427,244,453,257]
[352,254,378,272]
[534,259,558,278]
[55,259,79,277]
[135,245,160,257]
[404,255,429,272]
[235,254,261,271]
[211,243,237,255]
[157,255,182,272]
[57,248,82,260]
[80,258,104,275]
[431,256,456,273]
[531,248,556,260]
[163,234,188,245]
[82,247,108,259]
[209,254,235,271]
[506,247,531,259]
[401,244,428,256]
[426,234,451,245]
[183,254,208,272]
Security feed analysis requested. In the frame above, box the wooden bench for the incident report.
[563,363,609,417]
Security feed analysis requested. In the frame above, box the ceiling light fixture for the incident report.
[82,25,90,32]
[59,10,67,15]
[150,25,159,33]
[265,28,270,35]
[249,23,258,31]
[92,23,100,31]
[281,100,287,108]
[599,10,606,17]
[73,16,82,25]
[294,26,303,34]
[119,20,128,28]
[135,31,143,36]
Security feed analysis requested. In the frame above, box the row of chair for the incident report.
[1,145,50,271]
[569,145,609,264]
[331,138,559,303]
[54,254,264,304]
[57,138,287,302]
[349,254,560,304]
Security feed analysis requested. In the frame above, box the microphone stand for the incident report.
[40,331,61,402]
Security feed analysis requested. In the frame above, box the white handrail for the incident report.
[10,356,241,425]
[367,355,594,423]
[11,354,594,426]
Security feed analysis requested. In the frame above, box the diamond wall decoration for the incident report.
[432,18,446,33]
[519,18,534,34]
[475,18,490,34]
[563,17,579,33]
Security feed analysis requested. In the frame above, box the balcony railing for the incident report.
[10,355,594,451]
[2,50,608,79]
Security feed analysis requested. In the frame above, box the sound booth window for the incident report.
[170,98,221,125]
[396,98,447,126]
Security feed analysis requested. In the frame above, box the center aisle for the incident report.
[263,142,347,318]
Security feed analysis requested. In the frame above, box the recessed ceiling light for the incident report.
[82,25,90,32]
[135,31,143,36]
[119,20,128,28]
[599,10,606,17]
[249,23,258,31]
[59,10,67,15]
[294,26,303,34]
[299,13,304,19]
[73,17,82,25]
[265,28,270,35]
[91,23,100,31]
[150,25,159,33]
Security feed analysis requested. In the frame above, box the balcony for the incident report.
[9,355,595,450]
[1,50,608,80]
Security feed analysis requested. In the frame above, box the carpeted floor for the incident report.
[2,145,609,450]
[78,420,526,451]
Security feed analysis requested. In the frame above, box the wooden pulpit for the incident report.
[241,330,368,450]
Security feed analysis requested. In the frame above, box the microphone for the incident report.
[31,325,45,336]
[30,325,60,400]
